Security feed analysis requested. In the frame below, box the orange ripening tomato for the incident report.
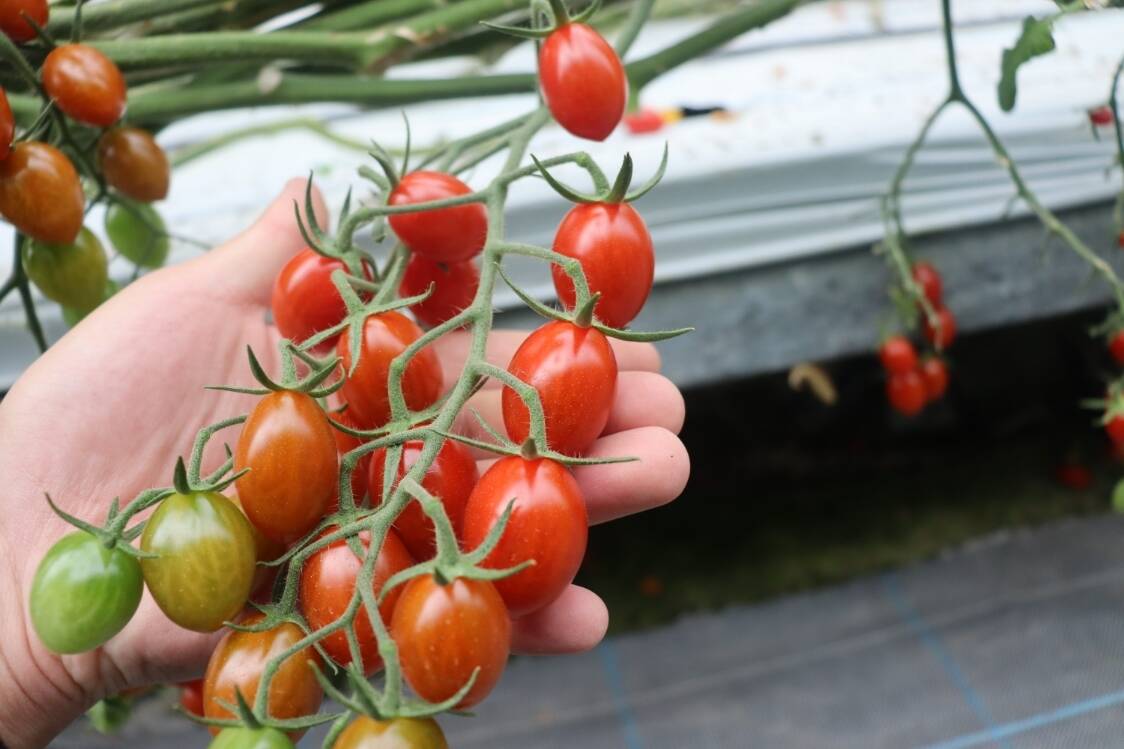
[234,390,338,544]
[327,407,372,512]
[97,127,170,202]
[42,44,127,127]
[0,142,84,244]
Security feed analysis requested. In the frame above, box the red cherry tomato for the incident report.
[1090,106,1114,127]
[96,127,169,202]
[337,311,444,429]
[502,320,617,456]
[202,612,323,740]
[911,262,943,306]
[391,574,510,708]
[400,255,479,328]
[298,528,414,674]
[1109,331,1124,366]
[369,439,479,561]
[920,357,949,402]
[42,44,127,127]
[0,88,12,161]
[1118,231,1124,250]
[878,335,917,376]
[539,23,627,141]
[551,202,654,329]
[923,306,957,350]
[1107,414,1124,444]
[623,108,665,135]
[0,142,84,244]
[462,456,587,616]
[0,0,48,43]
[234,390,338,544]
[179,679,205,718]
[1055,462,1092,491]
[887,370,926,416]
[388,172,487,263]
[272,249,374,352]
[327,408,371,512]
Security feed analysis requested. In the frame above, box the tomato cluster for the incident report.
[0,26,173,323]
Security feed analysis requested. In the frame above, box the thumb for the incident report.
[202,176,331,306]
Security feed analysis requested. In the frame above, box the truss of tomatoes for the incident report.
[0,12,173,324]
[23,3,671,745]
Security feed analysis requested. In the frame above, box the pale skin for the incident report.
[0,178,690,748]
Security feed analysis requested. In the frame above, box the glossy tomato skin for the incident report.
[887,370,926,416]
[42,44,126,127]
[140,491,256,632]
[400,255,479,328]
[229,494,287,600]
[0,0,48,43]
[462,456,587,616]
[337,311,443,429]
[298,528,414,674]
[388,172,486,263]
[923,306,957,349]
[203,612,323,739]
[0,88,12,160]
[1106,415,1124,445]
[920,357,949,401]
[208,726,295,749]
[391,575,510,708]
[551,202,653,329]
[179,679,205,717]
[22,226,108,313]
[29,531,142,654]
[97,127,169,201]
[328,408,372,511]
[502,320,617,456]
[369,439,479,560]
[911,262,943,306]
[539,23,627,141]
[105,199,169,268]
[272,249,374,352]
[1109,331,1124,365]
[878,335,917,376]
[235,390,338,544]
[334,716,448,749]
[0,141,85,244]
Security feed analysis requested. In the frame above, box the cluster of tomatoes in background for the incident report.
[0,0,173,325]
[24,2,662,746]
[879,261,955,417]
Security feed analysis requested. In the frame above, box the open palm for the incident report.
[0,178,689,749]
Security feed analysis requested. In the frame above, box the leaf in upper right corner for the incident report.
[998,16,1056,113]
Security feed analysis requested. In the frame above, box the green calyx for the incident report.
[483,0,602,39]
[533,145,668,205]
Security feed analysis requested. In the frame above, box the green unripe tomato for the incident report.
[104,200,170,268]
[140,491,256,632]
[1113,479,1124,513]
[209,726,295,749]
[29,531,143,654]
[22,226,108,312]
[62,278,119,327]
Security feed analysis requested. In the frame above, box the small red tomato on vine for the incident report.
[298,528,414,674]
[334,716,448,749]
[392,574,510,709]
[502,320,618,456]
[623,108,666,135]
[97,127,170,202]
[272,248,374,352]
[920,357,949,402]
[911,262,943,306]
[887,370,926,416]
[1109,331,1124,366]
[369,438,479,560]
[388,171,487,263]
[0,141,85,245]
[462,456,588,616]
[1106,414,1124,445]
[0,0,48,43]
[540,22,627,141]
[328,407,372,511]
[400,255,479,328]
[337,311,444,429]
[0,88,12,161]
[923,305,957,349]
[1055,462,1092,491]
[178,679,205,718]
[202,612,323,740]
[551,202,654,329]
[1089,106,1114,127]
[234,390,338,544]
[878,335,918,376]
[42,44,127,127]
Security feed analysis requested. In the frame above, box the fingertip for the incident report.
[575,427,691,524]
[512,586,609,655]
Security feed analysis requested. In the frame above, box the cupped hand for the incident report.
[0,178,689,748]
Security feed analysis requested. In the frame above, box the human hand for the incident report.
[0,178,689,748]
